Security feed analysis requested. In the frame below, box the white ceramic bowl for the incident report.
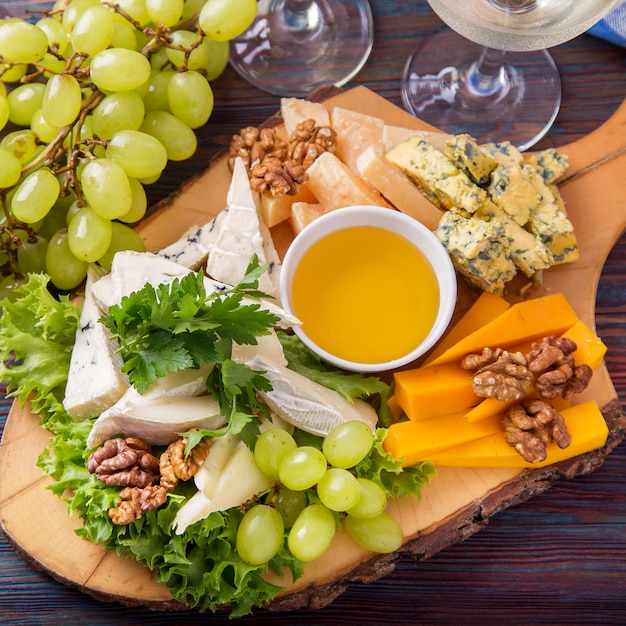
[279,205,457,372]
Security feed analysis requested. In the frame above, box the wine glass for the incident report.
[229,0,374,98]
[402,0,618,151]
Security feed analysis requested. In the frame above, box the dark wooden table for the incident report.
[2,2,626,624]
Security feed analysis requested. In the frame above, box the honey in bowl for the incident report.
[290,225,439,364]
[280,205,457,373]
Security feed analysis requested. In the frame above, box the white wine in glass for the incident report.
[402,0,618,150]
[229,0,374,97]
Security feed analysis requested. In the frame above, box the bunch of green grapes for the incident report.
[0,0,257,293]
[235,422,405,566]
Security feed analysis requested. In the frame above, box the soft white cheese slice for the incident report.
[157,211,227,270]
[63,265,130,420]
[173,415,291,534]
[245,355,378,437]
[205,157,277,296]
[231,328,288,368]
[86,365,222,448]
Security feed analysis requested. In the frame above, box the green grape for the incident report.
[167,70,213,129]
[71,5,115,57]
[65,199,82,225]
[39,52,67,79]
[140,110,197,161]
[97,221,145,271]
[92,91,145,139]
[146,47,170,73]
[199,0,257,42]
[67,206,113,262]
[1,63,27,84]
[0,149,21,187]
[322,421,374,469]
[118,177,147,223]
[146,0,183,27]
[1,129,44,164]
[42,74,82,128]
[7,83,46,127]
[0,274,28,302]
[344,512,404,554]
[202,39,229,81]
[110,20,137,50]
[61,0,101,32]
[106,129,168,179]
[31,109,61,143]
[45,228,89,291]
[288,504,336,562]
[236,504,284,565]
[182,0,205,18]
[279,446,327,491]
[165,30,210,70]
[316,468,362,512]
[141,69,174,113]
[253,428,297,481]
[0,95,7,131]
[81,158,133,219]
[38,195,73,240]
[114,0,151,27]
[11,168,60,224]
[273,488,307,529]
[0,21,49,64]
[345,478,387,520]
[36,17,70,54]
[0,82,5,98]
[90,48,152,92]
[17,234,48,275]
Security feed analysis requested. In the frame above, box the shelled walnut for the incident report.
[288,118,337,170]
[89,434,212,525]
[227,126,287,170]
[502,399,571,463]
[525,336,592,399]
[461,347,534,401]
[249,156,307,196]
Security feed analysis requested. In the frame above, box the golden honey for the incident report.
[290,226,440,364]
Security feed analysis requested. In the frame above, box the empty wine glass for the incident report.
[229,0,374,97]
[402,0,618,150]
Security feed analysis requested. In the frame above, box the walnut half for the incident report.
[461,347,534,402]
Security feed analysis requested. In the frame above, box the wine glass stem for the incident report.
[463,47,509,100]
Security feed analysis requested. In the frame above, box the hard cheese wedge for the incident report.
[426,400,609,468]
[383,410,504,467]
[428,292,579,366]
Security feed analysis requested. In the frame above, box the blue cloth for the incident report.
[588,1,626,48]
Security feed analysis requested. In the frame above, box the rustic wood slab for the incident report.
[1,87,625,612]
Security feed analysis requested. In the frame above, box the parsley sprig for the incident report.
[100,257,279,442]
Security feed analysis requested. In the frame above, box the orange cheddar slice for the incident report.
[427,400,608,468]
[424,291,511,365]
[394,361,480,421]
[383,411,504,468]
[428,293,578,366]
[562,319,607,369]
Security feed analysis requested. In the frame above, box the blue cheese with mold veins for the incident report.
[487,164,541,225]
[385,136,487,214]
[435,211,517,295]
[525,148,569,184]
[444,134,498,186]
[481,141,524,167]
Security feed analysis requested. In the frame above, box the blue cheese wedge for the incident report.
[481,141,524,167]
[63,265,130,420]
[525,148,569,184]
[435,210,517,295]
[477,201,553,277]
[385,136,486,213]
[487,164,541,225]
[205,157,278,297]
[444,133,498,186]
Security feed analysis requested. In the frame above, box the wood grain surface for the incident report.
[1,2,626,624]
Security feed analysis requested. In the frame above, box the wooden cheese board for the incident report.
[1,86,625,613]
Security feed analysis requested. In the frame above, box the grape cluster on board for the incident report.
[0,0,257,294]
[237,421,405,566]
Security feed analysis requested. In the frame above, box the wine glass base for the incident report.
[402,30,562,151]
[229,0,374,98]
